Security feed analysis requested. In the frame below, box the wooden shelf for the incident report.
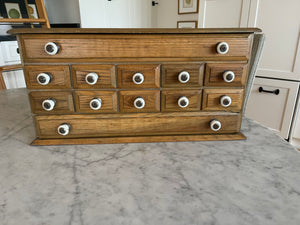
[0,18,47,23]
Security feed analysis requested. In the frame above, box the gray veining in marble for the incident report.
[0,88,300,225]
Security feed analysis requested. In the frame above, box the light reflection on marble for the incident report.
[0,88,300,225]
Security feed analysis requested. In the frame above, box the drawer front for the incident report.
[202,89,244,112]
[35,113,241,138]
[74,90,118,113]
[29,91,74,114]
[71,64,116,89]
[204,63,248,87]
[161,63,204,87]
[117,64,160,88]
[24,65,71,89]
[161,89,202,112]
[119,90,160,113]
[20,34,252,62]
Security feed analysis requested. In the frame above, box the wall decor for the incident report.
[5,2,22,18]
[28,3,38,19]
[178,0,199,14]
[177,20,198,28]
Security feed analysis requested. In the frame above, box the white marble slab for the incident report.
[0,88,300,225]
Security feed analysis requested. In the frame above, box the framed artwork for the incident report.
[177,21,198,28]
[5,2,22,18]
[28,3,38,19]
[178,0,199,14]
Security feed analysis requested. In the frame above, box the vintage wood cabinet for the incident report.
[9,28,261,145]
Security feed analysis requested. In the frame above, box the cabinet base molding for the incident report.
[31,133,246,146]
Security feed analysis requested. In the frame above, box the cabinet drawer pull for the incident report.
[220,95,232,107]
[42,98,56,111]
[216,42,229,54]
[57,123,70,136]
[37,73,52,85]
[258,87,280,95]
[44,42,59,55]
[178,71,190,83]
[223,71,235,83]
[132,73,144,84]
[90,98,102,110]
[134,97,145,109]
[210,119,221,131]
[178,96,189,108]
[85,72,98,85]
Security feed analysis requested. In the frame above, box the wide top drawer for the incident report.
[19,33,253,63]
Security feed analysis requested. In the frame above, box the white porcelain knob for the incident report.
[132,73,144,85]
[220,95,232,107]
[216,42,229,54]
[223,71,235,83]
[42,98,56,111]
[44,42,59,55]
[210,120,221,132]
[85,72,98,85]
[134,97,145,109]
[57,123,70,136]
[178,96,189,108]
[178,71,190,83]
[89,98,102,110]
[37,73,52,85]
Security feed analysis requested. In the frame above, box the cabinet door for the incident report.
[1,41,21,65]
[2,70,26,89]
[245,78,299,139]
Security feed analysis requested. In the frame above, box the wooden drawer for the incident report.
[117,64,160,88]
[24,65,71,89]
[35,112,241,138]
[71,64,116,89]
[119,90,160,113]
[20,33,252,63]
[161,63,204,87]
[161,89,202,112]
[204,63,248,87]
[74,90,118,113]
[29,91,74,114]
[202,89,244,112]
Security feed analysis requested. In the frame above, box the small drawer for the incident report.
[161,89,202,112]
[74,90,118,113]
[202,89,244,112]
[72,64,116,89]
[117,64,160,88]
[29,91,74,114]
[204,63,248,87]
[24,65,71,89]
[35,113,241,138]
[119,90,160,113]
[161,63,204,87]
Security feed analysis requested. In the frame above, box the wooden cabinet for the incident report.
[11,28,260,145]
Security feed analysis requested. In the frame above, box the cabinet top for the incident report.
[8,28,261,35]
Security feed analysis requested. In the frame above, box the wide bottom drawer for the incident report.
[35,112,241,139]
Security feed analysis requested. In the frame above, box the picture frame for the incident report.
[178,0,199,14]
[0,0,38,19]
[5,2,22,19]
[177,20,198,29]
[28,3,38,19]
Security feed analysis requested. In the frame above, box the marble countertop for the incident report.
[0,88,300,225]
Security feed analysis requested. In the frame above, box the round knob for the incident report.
[216,42,229,54]
[134,97,145,109]
[37,73,52,85]
[89,98,102,110]
[57,123,70,136]
[85,72,98,85]
[44,42,59,55]
[178,96,189,108]
[132,73,144,85]
[178,71,190,83]
[223,71,235,83]
[220,95,232,108]
[210,119,221,132]
[42,98,56,111]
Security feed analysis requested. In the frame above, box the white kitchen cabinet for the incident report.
[2,70,26,89]
[246,78,299,139]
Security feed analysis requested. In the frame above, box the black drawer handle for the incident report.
[16,48,19,54]
[258,87,280,95]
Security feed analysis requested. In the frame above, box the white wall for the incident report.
[156,0,198,28]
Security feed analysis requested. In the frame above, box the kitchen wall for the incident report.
[156,0,198,28]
